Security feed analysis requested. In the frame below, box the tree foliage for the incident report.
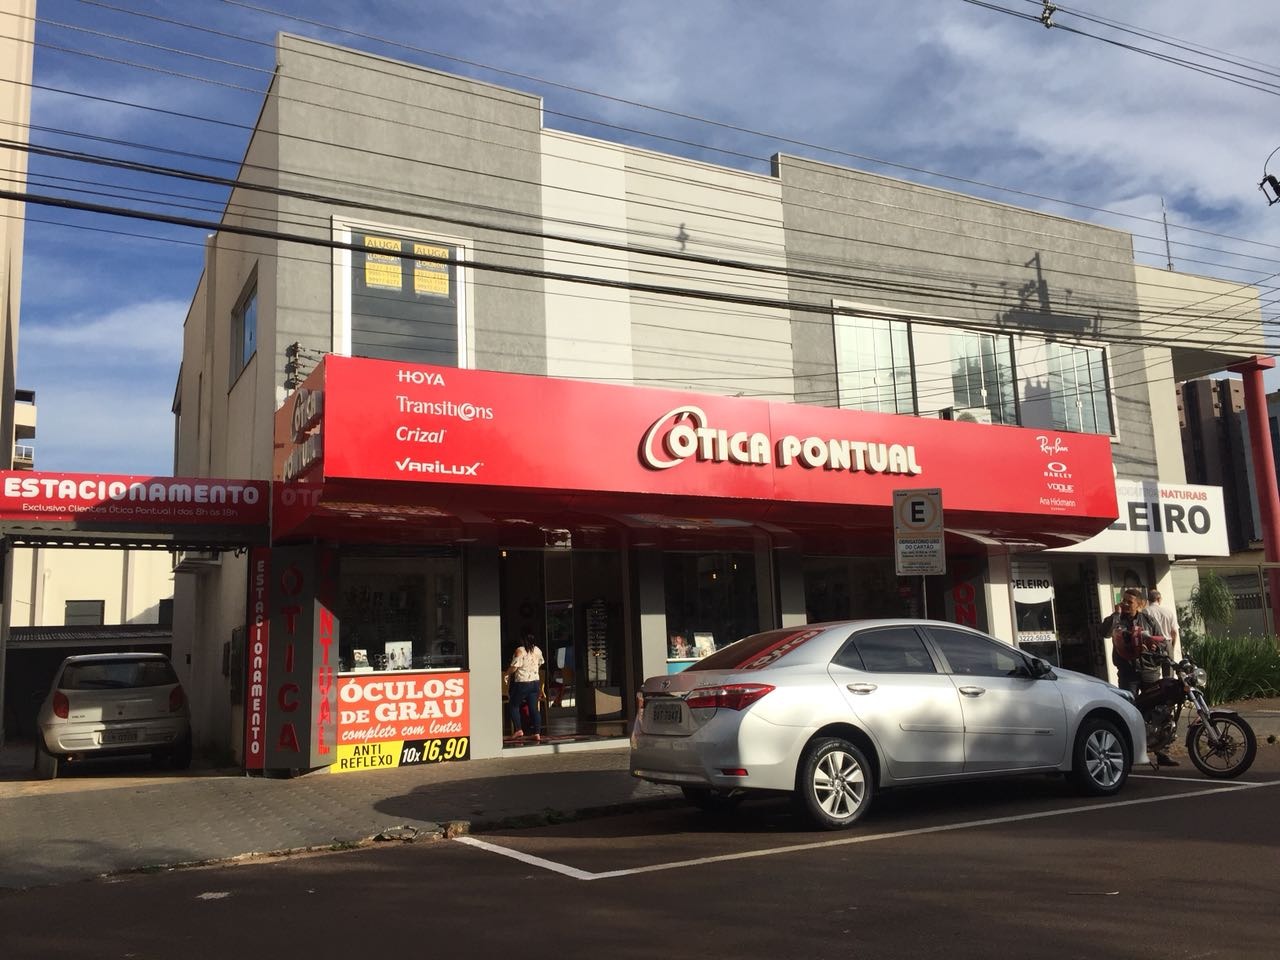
[1189,571,1236,628]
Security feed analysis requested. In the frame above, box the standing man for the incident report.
[1147,588,1181,660]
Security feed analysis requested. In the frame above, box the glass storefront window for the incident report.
[664,552,759,659]
[337,554,464,672]
[804,557,920,622]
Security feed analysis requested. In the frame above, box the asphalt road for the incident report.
[4,751,1278,960]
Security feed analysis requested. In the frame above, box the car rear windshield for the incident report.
[685,628,823,672]
[60,659,178,690]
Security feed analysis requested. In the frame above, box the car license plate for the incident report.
[102,729,138,745]
[651,702,682,724]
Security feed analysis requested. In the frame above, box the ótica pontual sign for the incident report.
[297,356,1117,530]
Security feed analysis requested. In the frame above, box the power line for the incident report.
[3,205,1257,417]
[7,8,1269,371]
[2,16,1269,350]
[965,0,1280,97]
[4,184,1267,366]
[24,1,1280,276]
[7,146,1269,360]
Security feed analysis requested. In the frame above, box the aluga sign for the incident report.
[641,405,924,476]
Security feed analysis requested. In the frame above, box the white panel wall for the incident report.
[541,132,633,381]
[625,149,793,398]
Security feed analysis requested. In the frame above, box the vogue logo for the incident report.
[640,406,923,477]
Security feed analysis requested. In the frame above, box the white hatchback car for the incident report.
[34,653,192,779]
[631,620,1146,829]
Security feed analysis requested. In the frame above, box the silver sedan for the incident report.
[631,620,1146,829]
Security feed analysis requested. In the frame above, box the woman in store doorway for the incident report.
[507,631,545,742]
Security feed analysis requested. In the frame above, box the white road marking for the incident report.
[453,836,597,880]
[1129,773,1263,782]
[196,891,231,900]
[455,778,1280,881]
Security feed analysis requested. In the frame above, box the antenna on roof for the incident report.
[1161,198,1174,271]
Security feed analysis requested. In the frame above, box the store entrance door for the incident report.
[498,548,626,744]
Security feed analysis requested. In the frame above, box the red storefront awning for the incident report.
[272,356,1118,552]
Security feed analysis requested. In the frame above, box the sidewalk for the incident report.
[0,739,678,891]
[2,699,1276,893]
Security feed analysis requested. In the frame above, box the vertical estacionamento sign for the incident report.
[243,548,271,769]
[262,545,339,771]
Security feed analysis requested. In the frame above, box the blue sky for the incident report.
[11,0,1280,475]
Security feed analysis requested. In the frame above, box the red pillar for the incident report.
[1227,356,1280,634]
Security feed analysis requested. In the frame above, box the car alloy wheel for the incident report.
[1070,716,1129,796]
[796,737,874,830]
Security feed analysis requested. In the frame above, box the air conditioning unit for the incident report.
[941,406,994,425]
[173,548,222,573]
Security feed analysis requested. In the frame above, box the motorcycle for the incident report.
[1135,654,1258,779]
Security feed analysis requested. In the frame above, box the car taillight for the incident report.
[53,691,69,719]
[169,686,186,712]
[685,683,774,711]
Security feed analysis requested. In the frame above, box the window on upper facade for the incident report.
[65,600,105,626]
[834,314,915,414]
[1016,339,1114,435]
[910,322,1017,425]
[835,308,1115,437]
[231,280,258,383]
[1047,342,1113,434]
[335,223,466,367]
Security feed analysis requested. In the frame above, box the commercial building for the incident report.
[174,35,1256,773]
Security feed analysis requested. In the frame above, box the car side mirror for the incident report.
[1025,657,1054,679]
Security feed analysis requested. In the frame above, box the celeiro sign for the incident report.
[1051,480,1229,557]
[641,405,924,476]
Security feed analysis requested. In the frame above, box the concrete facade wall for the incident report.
[173,77,282,753]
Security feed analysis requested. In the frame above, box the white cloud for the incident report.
[21,298,185,362]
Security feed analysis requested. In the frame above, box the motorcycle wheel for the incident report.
[1185,711,1257,779]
